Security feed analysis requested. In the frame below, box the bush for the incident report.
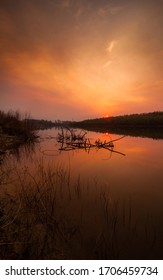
[0,110,36,140]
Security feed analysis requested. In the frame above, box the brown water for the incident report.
[38,128,163,201]
[1,127,163,259]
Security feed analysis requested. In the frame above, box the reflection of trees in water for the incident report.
[73,124,163,140]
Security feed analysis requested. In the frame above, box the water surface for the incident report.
[1,127,163,259]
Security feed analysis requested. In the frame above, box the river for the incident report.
[0,127,163,259]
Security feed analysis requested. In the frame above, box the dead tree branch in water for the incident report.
[57,128,126,156]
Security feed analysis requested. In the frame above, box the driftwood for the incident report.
[57,128,126,156]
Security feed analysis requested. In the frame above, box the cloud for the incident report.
[1,0,163,120]
[103,40,118,67]
[106,40,117,53]
[98,2,124,17]
[103,60,113,68]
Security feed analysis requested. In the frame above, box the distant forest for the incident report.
[72,112,163,139]
[73,112,163,127]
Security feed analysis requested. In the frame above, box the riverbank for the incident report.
[0,110,38,159]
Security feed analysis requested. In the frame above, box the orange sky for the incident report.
[0,0,163,120]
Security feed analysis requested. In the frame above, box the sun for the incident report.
[105,114,109,118]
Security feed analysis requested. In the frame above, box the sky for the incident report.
[0,0,163,121]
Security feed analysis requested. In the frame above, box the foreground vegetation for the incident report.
[0,160,162,260]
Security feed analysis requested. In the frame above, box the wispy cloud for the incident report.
[106,40,117,53]
[109,5,124,15]
[103,40,117,68]
[98,3,124,16]
[103,60,113,68]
